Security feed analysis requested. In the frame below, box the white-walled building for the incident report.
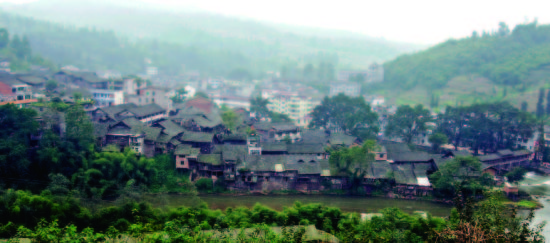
[92,89,124,107]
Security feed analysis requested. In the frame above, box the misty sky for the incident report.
[2,0,549,44]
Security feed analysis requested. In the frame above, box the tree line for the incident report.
[0,102,195,200]
[384,21,550,90]
[0,189,544,242]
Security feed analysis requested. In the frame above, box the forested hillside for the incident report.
[383,21,550,108]
[0,0,420,77]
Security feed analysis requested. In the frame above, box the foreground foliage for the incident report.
[0,188,545,242]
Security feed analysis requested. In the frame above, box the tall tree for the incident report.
[309,94,378,139]
[521,101,528,112]
[328,140,376,194]
[221,109,239,132]
[385,104,431,144]
[429,133,448,152]
[536,88,545,118]
[303,63,314,80]
[65,105,94,151]
[250,96,271,120]
[0,28,9,49]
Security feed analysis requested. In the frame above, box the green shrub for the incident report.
[195,178,213,192]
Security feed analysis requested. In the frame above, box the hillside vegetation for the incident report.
[0,0,420,77]
[382,21,550,109]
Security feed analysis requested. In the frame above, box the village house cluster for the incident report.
[0,65,547,198]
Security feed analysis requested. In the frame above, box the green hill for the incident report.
[380,21,550,109]
[0,0,421,77]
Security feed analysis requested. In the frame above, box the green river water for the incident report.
[136,194,453,217]
[107,174,550,239]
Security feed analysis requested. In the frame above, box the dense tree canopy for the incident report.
[384,21,550,90]
[437,102,537,153]
[385,104,431,144]
[309,94,379,140]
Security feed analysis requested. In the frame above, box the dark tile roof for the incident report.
[180,131,214,143]
[99,103,138,119]
[513,150,532,156]
[128,103,165,117]
[497,149,513,156]
[174,144,200,156]
[221,133,247,142]
[367,161,393,178]
[380,141,412,153]
[477,154,502,162]
[392,164,418,185]
[262,142,288,152]
[328,133,358,146]
[93,123,110,138]
[301,129,328,143]
[287,143,325,154]
[387,151,434,162]
[213,144,248,162]
[254,122,298,132]
[157,120,184,136]
[198,154,223,165]
[156,133,172,143]
[169,138,181,146]
[16,75,46,85]
[106,117,161,141]
[243,155,329,174]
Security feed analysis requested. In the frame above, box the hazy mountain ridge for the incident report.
[0,0,422,75]
[380,21,550,109]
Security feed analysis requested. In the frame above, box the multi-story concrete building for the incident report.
[261,90,321,127]
[337,63,384,84]
[212,95,250,109]
[329,81,361,97]
[0,73,34,103]
[91,89,125,107]
[126,86,175,112]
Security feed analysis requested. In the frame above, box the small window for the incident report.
[298,160,305,163]
[379,154,384,158]
[309,160,316,163]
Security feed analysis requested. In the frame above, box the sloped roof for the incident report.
[477,154,503,162]
[513,150,531,156]
[93,123,110,138]
[157,120,184,136]
[254,122,298,131]
[380,141,412,154]
[243,155,329,174]
[301,129,328,143]
[156,133,172,143]
[107,117,161,140]
[388,151,434,162]
[128,103,165,117]
[180,131,214,143]
[366,161,393,178]
[497,149,513,156]
[213,144,248,162]
[328,133,358,146]
[392,164,418,185]
[287,143,325,154]
[221,133,247,142]
[99,103,138,119]
[198,154,223,165]
[262,142,288,152]
[179,97,215,114]
[16,75,46,84]
[174,144,200,156]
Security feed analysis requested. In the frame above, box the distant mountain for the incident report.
[0,0,422,77]
[381,21,550,109]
